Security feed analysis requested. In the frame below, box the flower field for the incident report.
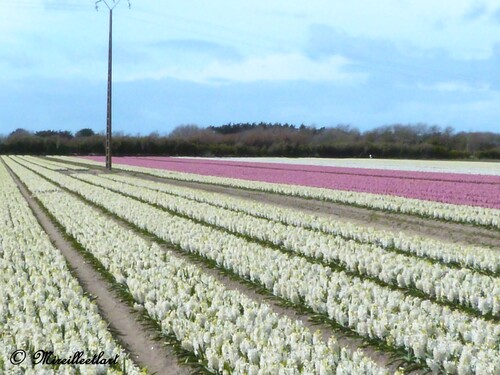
[1,154,499,374]
[186,157,500,176]
[55,156,500,228]
[0,160,139,374]
[81,156,500,209]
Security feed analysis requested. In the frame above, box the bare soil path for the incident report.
[44,155,500,249]
[37,158,405,371]
[70,178,402,372]
[5,162,190,375]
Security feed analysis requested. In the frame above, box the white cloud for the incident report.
[416,81,491,93]
[119,53,367,84]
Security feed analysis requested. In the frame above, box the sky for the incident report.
[1,0,500,135]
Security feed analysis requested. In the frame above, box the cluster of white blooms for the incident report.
[0,162,139,374]
[4,157,390,375]
[51,156,500,228]
[95,172,500,275]
[187,157,500,176]
[72,172,499,317]
[19,155,88,171]
[12,157,500,374]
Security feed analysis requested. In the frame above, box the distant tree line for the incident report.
[1,123,499,160]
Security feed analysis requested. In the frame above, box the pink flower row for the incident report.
[84,156,500,209]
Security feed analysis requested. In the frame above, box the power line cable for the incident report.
[1,1,90,10]
[123,7,493,83]
[1,1,494,84]
[132,6,298,51]
[125,12,295,54]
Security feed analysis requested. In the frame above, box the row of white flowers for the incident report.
[50,156,500,228]
[14,157,500,374]
[4,156,391,375]
[0,161,139,374]
[71,172,499,317]
[96,172,499,275]
[193,157,500,176]
[20,155,88,171]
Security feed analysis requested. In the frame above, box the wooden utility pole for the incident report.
[96,0,130,170]
[106,8,113,170]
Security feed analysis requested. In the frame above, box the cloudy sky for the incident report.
[1,0,500,135]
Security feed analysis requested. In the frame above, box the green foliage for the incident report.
[1,123,499,159]
[75,128,96,137]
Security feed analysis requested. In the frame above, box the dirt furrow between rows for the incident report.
[44,156,500,249]
[121,171,500,249]
[5,163,190,375]
[71,180,400,371]
[40,159,403,370]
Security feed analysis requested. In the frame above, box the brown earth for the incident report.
[124,172,500,250]
[67,178,403,372]
[39,158,407,371]
[5,162,191,375]
[44,155,500,249]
